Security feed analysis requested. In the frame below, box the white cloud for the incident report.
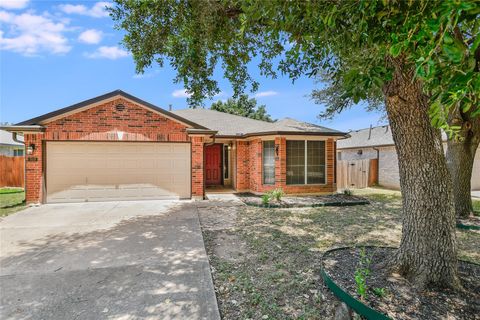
[172,89,192,98]
[59,2,112,18]
[78,29,102,44]
[0,10,71,55]
[254,90,278,98]
[85,46,129,59]
[0,0,29,10]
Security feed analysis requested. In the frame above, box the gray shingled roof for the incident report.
[337,125,448,149]
[171,108,344,136]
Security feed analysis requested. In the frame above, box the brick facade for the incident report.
[23,98,205,203]
[234,137,337,194]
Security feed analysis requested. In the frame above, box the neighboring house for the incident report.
[2,90,346,204]
[0,129,24,156]
[337,125,480,190]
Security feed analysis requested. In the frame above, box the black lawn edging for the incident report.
[320,246,480,320]
[456,223,480,231]
[321,246,393,320]
[242,200,370,208]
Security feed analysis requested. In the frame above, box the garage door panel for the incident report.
[46,142,191,203]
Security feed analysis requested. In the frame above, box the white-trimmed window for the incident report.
[263,141,275,184]
[286,140,326,185]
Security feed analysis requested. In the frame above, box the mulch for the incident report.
[236,193,369,208]
[322,247,480,320]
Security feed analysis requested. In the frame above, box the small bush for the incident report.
[343,188,353,196]
[261,194,270,206]
[354,247,371,300]
[269,188,284,201]
[372,287,387,298]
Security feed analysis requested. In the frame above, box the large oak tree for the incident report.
[110,0,479,288]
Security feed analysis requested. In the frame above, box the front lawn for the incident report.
[199,189,480,319]
[0,188,26,217]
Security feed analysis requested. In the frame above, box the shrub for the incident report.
[261,194,270,206]
[354,247,371,300]
[343,188,353,196]
[269,188,284,202]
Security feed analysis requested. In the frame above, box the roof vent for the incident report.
[115,103,126,112]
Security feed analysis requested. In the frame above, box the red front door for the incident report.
[205,144,222,185]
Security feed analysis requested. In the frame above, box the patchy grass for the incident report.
[0,189,26,217]
[473,199,480,217]
[200,189,480,319]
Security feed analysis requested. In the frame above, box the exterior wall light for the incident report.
[27,144,35,155]
[275,145,279,156]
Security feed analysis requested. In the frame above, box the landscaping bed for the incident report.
[199,190,480,319]
[322,247,480,320]
[236,192,369,208]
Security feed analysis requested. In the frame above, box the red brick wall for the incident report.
[235,137,337,194]
[23,98,204,203]
[235,141,250,191]
[191,136,205,198]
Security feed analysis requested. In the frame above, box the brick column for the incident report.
[235,141,250,191]
[326,138,335,185]
[275,137,286,189]
[191,136,205,199]
[24,133,43,204]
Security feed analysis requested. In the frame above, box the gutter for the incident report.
[0,125,45,133]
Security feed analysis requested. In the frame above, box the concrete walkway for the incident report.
[0,201,220,320]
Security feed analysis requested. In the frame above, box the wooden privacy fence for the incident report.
[0,156,25,188]
[337,158,378,190]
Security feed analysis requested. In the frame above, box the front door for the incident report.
[205,144,222,185]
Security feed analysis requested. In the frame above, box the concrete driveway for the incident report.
[0,201,220,320]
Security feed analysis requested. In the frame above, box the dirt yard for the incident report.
[198,189,480,320]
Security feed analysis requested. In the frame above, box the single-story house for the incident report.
[2,90,346,203]
[337,125,480,190]
[0,129,24,156]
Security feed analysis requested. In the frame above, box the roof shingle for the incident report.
[172,109,344,137]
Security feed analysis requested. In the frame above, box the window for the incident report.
[223,145,229,179]
[13,149,24,157]
[307,141,325,184]
[286,140,326,185]
[263,141,275,184]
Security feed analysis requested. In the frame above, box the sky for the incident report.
[0,0,386,132]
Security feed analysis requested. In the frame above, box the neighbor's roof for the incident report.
[337,125,448,149]
[172,109,345,137]
[0,129,23,146]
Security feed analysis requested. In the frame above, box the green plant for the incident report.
[261,194,270,206]
[343,189,353,196]
[269,188,284,202]
[354,247,371,300]
[372,287,388,298]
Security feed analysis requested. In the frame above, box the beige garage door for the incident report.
[46,142,191,203]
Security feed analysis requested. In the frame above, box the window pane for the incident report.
[286,140,305,185]
[263,141,275,184]
[307,141,325,184]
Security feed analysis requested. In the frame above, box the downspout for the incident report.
[12,132,23,144]
[372,147,380,186]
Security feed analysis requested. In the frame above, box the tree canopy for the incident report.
[111,0,479,129]
[210,94,274,122]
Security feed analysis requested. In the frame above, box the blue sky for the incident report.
[0,0,386,132]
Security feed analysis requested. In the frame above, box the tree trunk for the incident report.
[446,115,480,218]
[383,58,460,289]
